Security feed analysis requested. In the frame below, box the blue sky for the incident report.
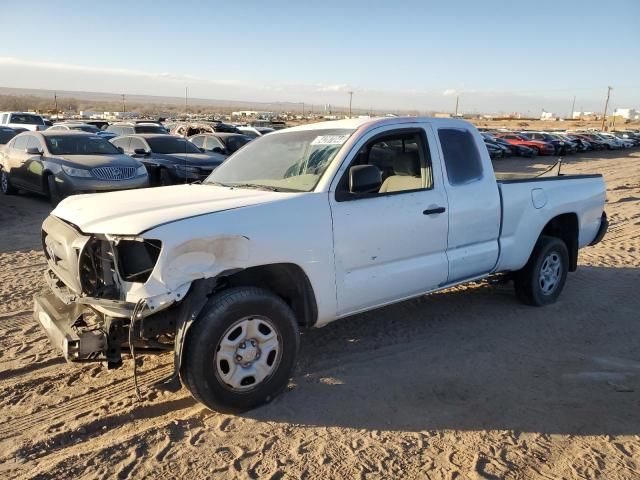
[1,0,638,113]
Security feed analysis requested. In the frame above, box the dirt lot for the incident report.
[0,149,639,479]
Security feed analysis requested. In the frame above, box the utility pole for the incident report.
[185,87,188,114]
[455,95,459,116]
[54,92,58,118]
[569,95,576,120]
[348,91,353,118]
[121,94,126,116]
[601,86,612,131]
[302,102,305,117]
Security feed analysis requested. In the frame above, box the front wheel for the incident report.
[47,175,63,207]
[159,168,173,186]
[514,236,569,306]
[1,169,18,195]
[181,287,300,413]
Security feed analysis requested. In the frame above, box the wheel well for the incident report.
[220,263,318,327]
[540,213,579,271]
[42,170,53,192]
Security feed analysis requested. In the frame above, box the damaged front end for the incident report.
[34,215,173,368]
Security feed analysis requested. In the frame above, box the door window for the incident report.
[129,138,147,152]
[111,137,131,151]
[13,135,28,151]
[438,128,483,186]
[205,136,224,150]
[337,130,432,199]
[190,135,205,148]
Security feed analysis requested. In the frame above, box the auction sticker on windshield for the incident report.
[310,134,350,145]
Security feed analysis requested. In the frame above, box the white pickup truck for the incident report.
[0,111,48,131]
[34,117,608,412]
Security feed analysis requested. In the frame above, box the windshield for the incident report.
[206,128,353,192]
[135,125,167,134]
[147,136,201,154]
[45,135,121,155]
[70,125,100,133]
[10,113,44,125]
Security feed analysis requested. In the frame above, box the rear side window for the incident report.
[438,128,483,186]
[13,135,28,150]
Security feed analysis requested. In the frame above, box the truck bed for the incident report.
[495,173,606,272]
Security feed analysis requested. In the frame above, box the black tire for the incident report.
[46,175,62,207]
[159,168,173,186]
[181,287,300,413]
[0,168,18,195]
[514,235,569,306]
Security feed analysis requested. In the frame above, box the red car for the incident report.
[495,134,556,156]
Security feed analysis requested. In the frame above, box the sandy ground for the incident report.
[0,149,639,479]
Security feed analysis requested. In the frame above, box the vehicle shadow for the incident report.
[247,266,640,435]
[0,191,51,254]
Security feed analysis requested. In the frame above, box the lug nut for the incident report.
[240,342,246,348]
[236,355,242,361]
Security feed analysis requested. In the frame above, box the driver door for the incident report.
[329,125,449,316]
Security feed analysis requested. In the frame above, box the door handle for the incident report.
[423,206,446,215]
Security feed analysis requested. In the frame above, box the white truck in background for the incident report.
[34,117,608,412]
[0,111,48,131]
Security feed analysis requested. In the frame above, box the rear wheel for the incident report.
[514,236,569,306]
[181,287,300,413]
[46,175,62,207]
[0,169,18,195]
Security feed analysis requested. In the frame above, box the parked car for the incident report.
[0,111,48,131]
[35,117,608,413]
[569,133,607,150]
[600,132,634,148]
[49,123,117,140]
[110,134,226,185]
[591,133,623,150]
[237,126,276,138]
[0,131,148,205]
[105,122,169,136]
[612,131,640,146]
[520,132,575,155]
[560,134,591,152]
[0,126,20,145]
[485,141,504,159]
[495,133,555,155]
[189,132,253,155]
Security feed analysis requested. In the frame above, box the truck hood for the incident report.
[52,184,299,235]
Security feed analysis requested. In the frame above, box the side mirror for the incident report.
[116,147,124,154]
[199,147,206,153]
[134,148,148,156]
[349,165,382,194]
[25,147,42,155]
[212,147,225,154]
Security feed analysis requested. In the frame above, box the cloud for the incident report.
[316,84,351,93]
[442,88,457,96]
[0,57,244,88]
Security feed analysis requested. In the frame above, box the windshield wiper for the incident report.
[206,181,294,192]
[228,183,284,192]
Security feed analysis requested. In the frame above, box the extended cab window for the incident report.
[337,130,432,200]
[438,128,483,186]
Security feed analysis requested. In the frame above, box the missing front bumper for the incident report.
[33,290,106,362]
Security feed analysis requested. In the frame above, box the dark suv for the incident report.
[111,134,226,185]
